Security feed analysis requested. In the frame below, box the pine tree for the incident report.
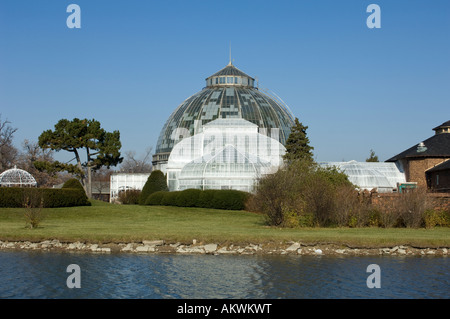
[36,118,123,198]
[366,149,379,162]
[283,118,314,164]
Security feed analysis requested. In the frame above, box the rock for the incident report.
[314,249,323,255]
[443,248,448,254]
[192,239,197,245]
[142,240,164,246]
[297,248,302,254]
[217,247,234,254]
[246,244,261,251]
[136,246,150,252]
[426,250,435,255]
[101,248,111,253]
[181,246,205,254]
[90,244,98,251]
[156,245,176,253]
[398,249,407,255]
[67,244,76,250]
[121,244,134,252]
[204,244,218,253]
[336,249,346,254]
[286,243,301,252]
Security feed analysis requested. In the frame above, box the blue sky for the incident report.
[1,0,449,165]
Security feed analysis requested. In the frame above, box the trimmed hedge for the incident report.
[62,178,85,190]
[0,187,90,208]
[138,170,168,205]
[144,189,250,210]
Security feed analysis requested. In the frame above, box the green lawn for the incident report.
[0,200,449,247]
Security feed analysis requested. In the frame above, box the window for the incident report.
[227,77,233,84]
[220,77,225,84]
[436,174,439,185]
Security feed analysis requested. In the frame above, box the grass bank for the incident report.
[0,200,448,248]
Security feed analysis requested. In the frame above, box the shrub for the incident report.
[145,191,168,205]
[22,188,44,229]
[0,187,23,207]
[0,187,90,208]
[139,170,168,205]
[197,190,216,209]
[367,209,382,227]
[395,188,433,228]
[62,178,85,190]
[250,166,298,226]
[144,188,250,210]
[42,188,90,207]
[376,199,402,228]
[250,160,354,227]
[210,190,249,210]
[118,189,141,205]
[423,209,450,228]
[175,189,201,207]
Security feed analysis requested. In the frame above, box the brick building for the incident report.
[426,159,450,192]
[386,120,450,191]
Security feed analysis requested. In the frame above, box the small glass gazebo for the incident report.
[0,166,37,187]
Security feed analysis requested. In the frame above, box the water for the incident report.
[0,251,448,299]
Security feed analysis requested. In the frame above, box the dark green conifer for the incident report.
[283,117,314,164]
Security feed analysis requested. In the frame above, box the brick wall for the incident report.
[370,192,450,211]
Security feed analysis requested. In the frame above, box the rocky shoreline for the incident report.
[0,239,448,256]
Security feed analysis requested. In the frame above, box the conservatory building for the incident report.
[153,61,295,191]
[166,118,285,192]
[319,161,406,193]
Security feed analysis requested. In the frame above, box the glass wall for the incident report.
[166,118,285,192]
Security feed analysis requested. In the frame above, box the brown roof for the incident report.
[426,159,450,173]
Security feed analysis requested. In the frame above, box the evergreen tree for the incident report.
[139,170,168,205]
[283,118,314,164]
[35,118,123,198]
[366,149,379,162]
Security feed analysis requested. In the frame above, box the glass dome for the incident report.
[0,166,37,187]
[153,62,295,169]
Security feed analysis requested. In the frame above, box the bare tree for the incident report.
[120,147,153,173]
[91,167,112,200]
[0,114,19,171]
[18,139,63,187]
